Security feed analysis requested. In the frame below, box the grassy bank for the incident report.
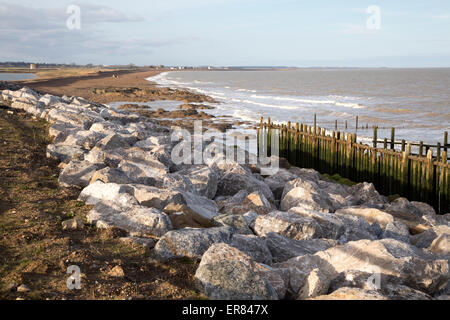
[0,103,203,300]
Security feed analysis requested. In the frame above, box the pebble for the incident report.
[17,284,30,293]
[108,265,125,277]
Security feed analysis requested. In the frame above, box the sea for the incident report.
[147,68,450,146]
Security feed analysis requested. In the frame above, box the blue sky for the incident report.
[1,0,449,67]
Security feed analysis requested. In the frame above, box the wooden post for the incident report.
[345,120,348,130]
[335,120,338,131]
[437,143,441,162]
[383,138,388,149]
[402,143,411,196]
[401,139,406,152]
[444,131,448,152]
[356,116,359,131]
[419,141,424,157]
[390,128,395,150]
[373,126,378,148]
[313,114,317,135]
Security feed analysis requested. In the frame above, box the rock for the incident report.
[108,265,125,277]
[129,185,184,210]
[95,134,130,150]
[90,167,132,184]
[212,214,253,235]
[411,225,450,249]
[280,177,333,212]
[170,165,218,199]
[310,287,388,300]
[47,108,97,130]
[381,283,433,300]
[215,163,275,203]
[318,239,448,295]
[219,190,274,216]
[334,212,379,242]
[297,268,330,300]
[253,211,322,240]
[385,198,431,234]
[289,207,345,239]
[335,206,394,229]
[411,201,437,218]
[46,144,85,163]
[370,222,383,239]
[264,169,298,200]
[317,179,354,210]
[39,94,62,107]
[62,130,106,150]
[87,203,172,237]
[265,232,337,263]
[231,234,273,265]
[62,217,84,230]
[59,160,103,188]
[347,182,387,207]
[78,181,137,207]
[118,159,168,186]
[119,236,157,249]
[194,243,279,300]
[151,227,234,261]
[245,191,273,209]
[429,234,449,256]
[382,221,411,243]
[162,191,220,228]
[48,123,78,141]
[17,284,31,293]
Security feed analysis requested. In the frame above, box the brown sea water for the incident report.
[149,68,450,145]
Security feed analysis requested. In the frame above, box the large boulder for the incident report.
[212,214,254,235]
[46,144,85,163]
[276,239,449,295]
[151,227,234,261]
[335,206,394,229]
[253,211,322,240]
[215,163,274,203]
[90,167,132,184]
[162,191,220,228]
[385,198,433,234]
[280,177,333,212]
[230,234,273,265]
[87,203,172,237]
[128,184,184,210]
[78,181,136,207]
[382,221,411,243]
[347,182,387,207]
[310,287,388,300]
[168,165,218,199]
[194,243,280,300]
[62,130,106,150]
[289,207,345,239]
[59,160,103,188]
[264,169,299,200]
[411,225,450,249]
[265,232,337,263]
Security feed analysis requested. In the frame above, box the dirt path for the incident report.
[0,104,203,300]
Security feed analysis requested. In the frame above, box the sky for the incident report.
[1,0,450,67]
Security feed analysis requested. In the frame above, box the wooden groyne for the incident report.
[257,116,449,214]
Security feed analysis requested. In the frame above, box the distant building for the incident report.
[30,63,37,70]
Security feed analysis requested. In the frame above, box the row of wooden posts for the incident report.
[256,116,449,214]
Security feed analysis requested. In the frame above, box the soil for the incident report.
[0,103,205,300]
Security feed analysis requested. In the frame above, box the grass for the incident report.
[321,173,357,186]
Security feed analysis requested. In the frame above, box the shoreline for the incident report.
[8,68,252,132]
[0,85,448,301]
